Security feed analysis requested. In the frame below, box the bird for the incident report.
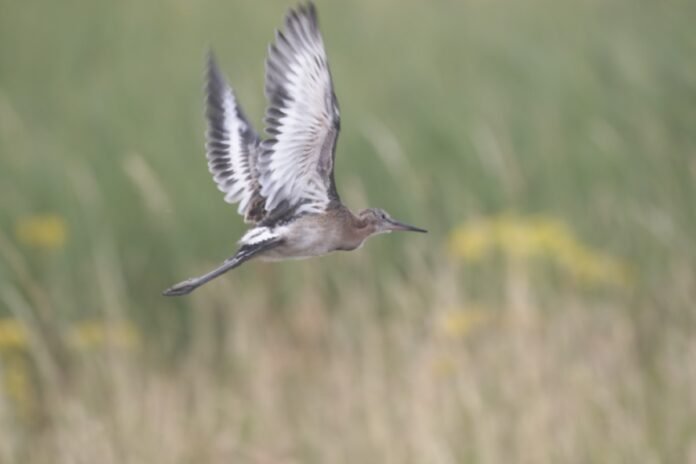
[163,2,426,297]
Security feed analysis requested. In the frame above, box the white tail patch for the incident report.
[239,226,281,246]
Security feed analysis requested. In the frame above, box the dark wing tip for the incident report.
[206,48,216,65]
[206,51,224,89]
[285,2,319,34]
[306,2,318,27]
[297,2,317,20]
[205,53,228,120]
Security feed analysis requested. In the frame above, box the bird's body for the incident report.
[163,3,425,297]
[245,206,375,261]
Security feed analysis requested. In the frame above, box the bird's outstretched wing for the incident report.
[258,2,341,217]
[205,53,266,223]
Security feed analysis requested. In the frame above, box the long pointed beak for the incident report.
[386,218,428,233]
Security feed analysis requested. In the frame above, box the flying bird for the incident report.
[163,3,426,297]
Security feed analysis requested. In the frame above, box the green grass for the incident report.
[1,0,695,462]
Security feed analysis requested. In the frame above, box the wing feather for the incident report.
[257,3,341,216]
[205,53,266,223]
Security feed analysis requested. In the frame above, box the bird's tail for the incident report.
[162,240,281,297]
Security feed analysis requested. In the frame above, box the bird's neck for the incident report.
[344,210,375,244]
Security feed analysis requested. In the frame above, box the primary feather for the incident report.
[204,3,341,224]
[258,2,342,216]
[205,53,265,223]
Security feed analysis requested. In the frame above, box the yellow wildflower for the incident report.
[558,249,630,287]
[532,217,576,252]
[448,213,631,288]
[14,214,67,250]
[0,354,36,422]
[0,318,28,351]
[495,216,544,258]
[68,321,141,351]
[449,221,492,261]
[439,306,491,339]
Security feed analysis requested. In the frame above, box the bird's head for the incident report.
[358,208,428,236]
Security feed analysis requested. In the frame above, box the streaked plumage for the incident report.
[205,58,264,222]
[163,3,425,297]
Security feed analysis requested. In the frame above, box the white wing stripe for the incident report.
[258,4,341,216]
[239,225,287,246]
[205,54,260,217]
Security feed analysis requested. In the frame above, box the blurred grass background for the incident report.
[1,0,695,462]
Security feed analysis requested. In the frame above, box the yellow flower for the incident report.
[557,249,630,287]
[495,216,543,258]
[0,318,28,351]
[439,306,491,339]
[14,214,67,250]
[448,221,493,261]
[448,213,631,288]
[68,321,141,351]
[0,354,36,422]
[532,217,575,252]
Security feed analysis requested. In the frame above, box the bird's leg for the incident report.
[162,258,242,296]
[162,240,280,297]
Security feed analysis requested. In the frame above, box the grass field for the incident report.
[1,0,695,462]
